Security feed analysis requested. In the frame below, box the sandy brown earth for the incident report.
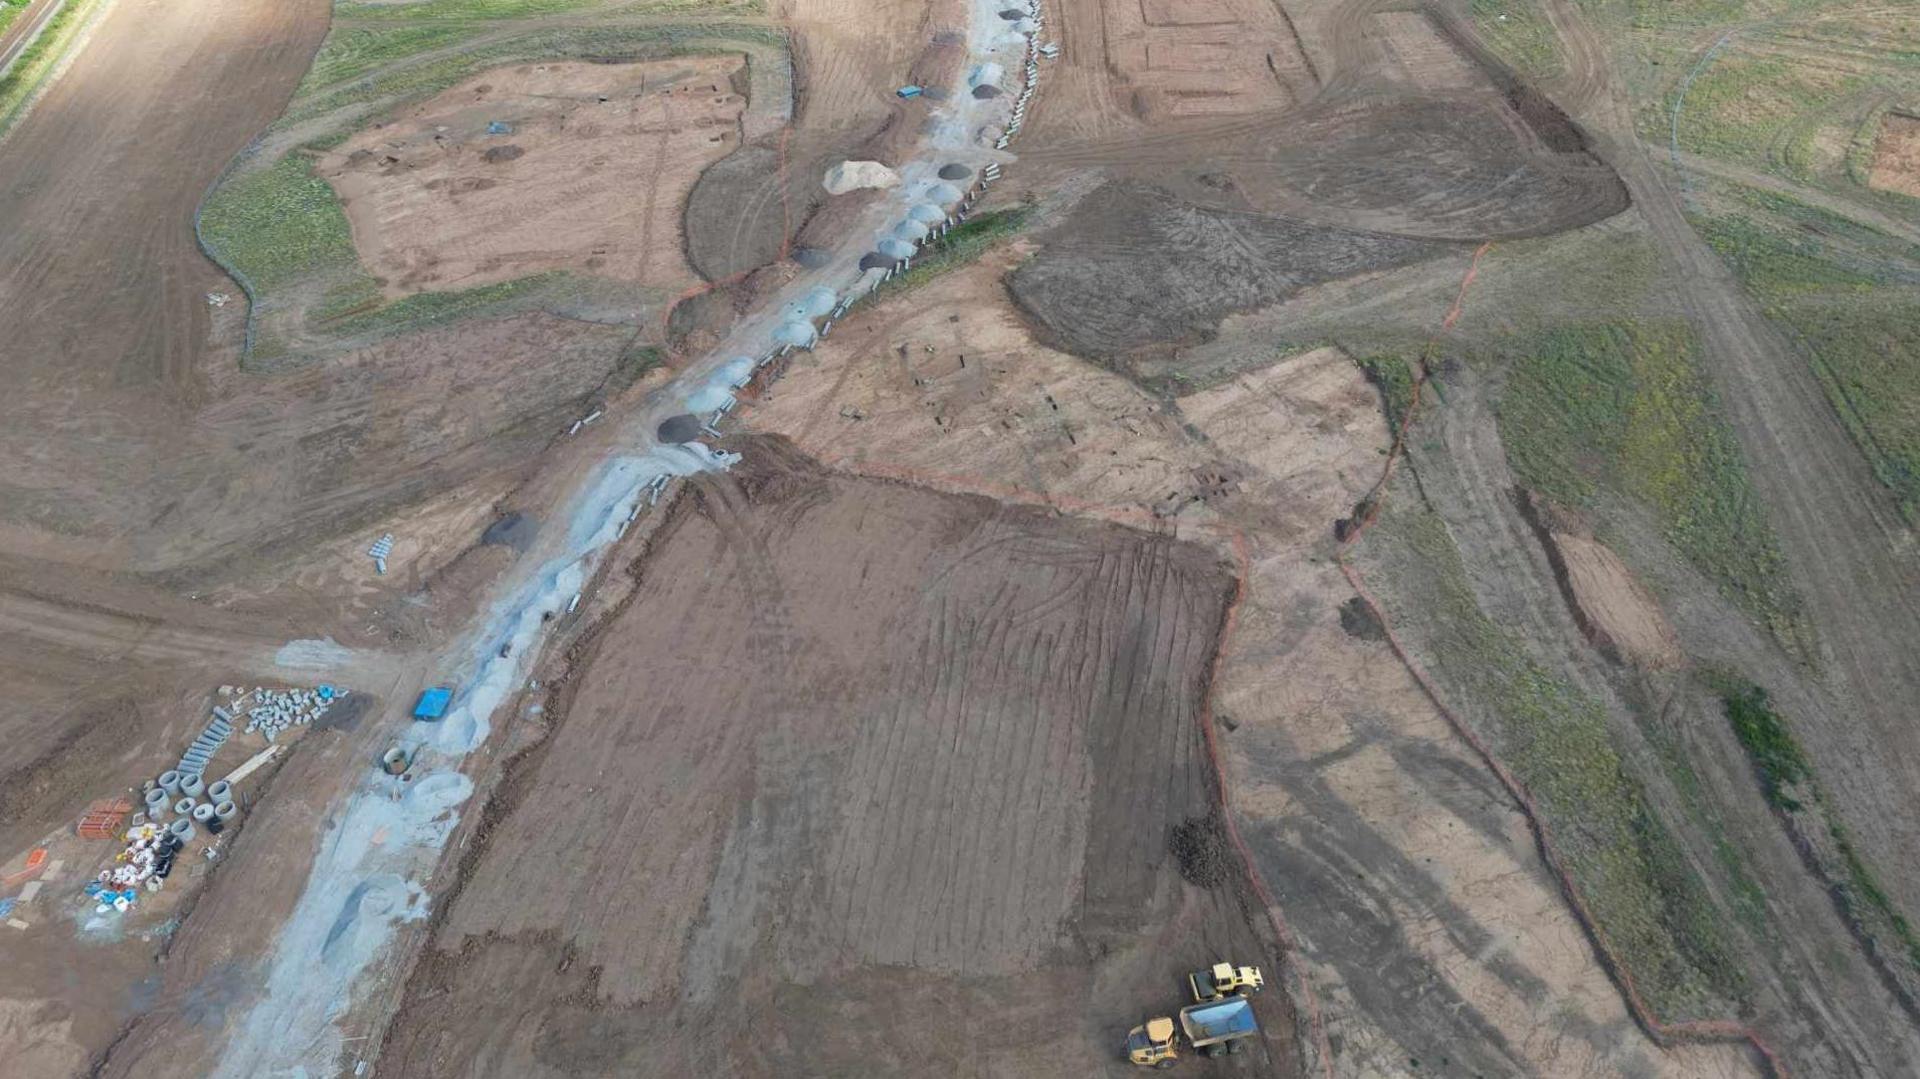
[1868,111,1920,198]
[321,57,746,296]
[378,442,1294,1076]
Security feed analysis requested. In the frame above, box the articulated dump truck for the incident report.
[1125,962,1265,1067]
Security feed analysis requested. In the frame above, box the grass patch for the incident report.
[283,23,782,124]
[336,0,761,20]
[1708,670,1920,970]
[1356,354,1417,435]
[1365,498,1747,1016]
[323,272,565,340]
[199,154,371,295]
[1471,0,1563,80]
[0,0,31,36]
[1692,188,1920,520]
[1495,321,1797,637]
[299,23,487,91]
[1666,49,1865,172]
[871,207,1028,297]
[0,0,105,138]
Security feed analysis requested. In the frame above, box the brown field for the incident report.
[322,57,746,297]
[1868,111,1920,198]
[378,442,1291,1076]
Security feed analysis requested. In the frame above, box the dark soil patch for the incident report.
[1171,810,1235,888]
[972,84,1001,99]
[480,145,524,164]
[1009,180,1448,362]
[479,511,537,552]
[937,163,971,180]
[657,414,703,443]
[1338,596,1387,642]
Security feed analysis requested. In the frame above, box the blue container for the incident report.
[413,687,454,720]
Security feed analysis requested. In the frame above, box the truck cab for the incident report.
[1125,1017,1178,1068]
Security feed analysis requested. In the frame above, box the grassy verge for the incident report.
[871,207,1028,297]
[1691,186,1920,521]
[0,0,104,138]
[1470,0,1563,81]
[0,0,30,36]
[336,0,761,21]
[1707,672,1920,975]
[1495,320,1798,637]
[1363,495,1746,1017]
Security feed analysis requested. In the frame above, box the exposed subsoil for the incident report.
[320,57,746,296]
[1867,111,1920,198]
[378,438,1297,1076]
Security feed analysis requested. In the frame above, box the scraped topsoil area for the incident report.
[1868,112,1920,198]
[1010,180,1450,359]
[320,56,746,296]
[380,440,1294,1076]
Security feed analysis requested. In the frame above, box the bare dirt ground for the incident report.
[322,57,746,297]
[1867,111,1920,198]
[742,252,1756,1076]
[377,441,1295,1076]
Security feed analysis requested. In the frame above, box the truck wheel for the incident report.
[1156,1061,1176,1070]
[1228,1039,1245,1055]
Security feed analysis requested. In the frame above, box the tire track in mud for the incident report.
[1332,242,1789,1077]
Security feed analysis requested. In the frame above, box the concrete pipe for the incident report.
[158,770,183,794]
[168,817,195,842]
[214,800,238,822]
[192,803,217,825]
[382,747,410,776]
[207,780,232,803]
[144,787,171,815]
[180,773,205,798]
[174,797,196,816]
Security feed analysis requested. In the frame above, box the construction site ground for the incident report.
[4,0,1920,1074]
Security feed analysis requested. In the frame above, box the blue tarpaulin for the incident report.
[413,687,454,719]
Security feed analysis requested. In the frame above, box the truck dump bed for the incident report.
[1179,996,1258,1046]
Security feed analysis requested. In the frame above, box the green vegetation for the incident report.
[1365,498,1746,1016]
[0,0,31,36]
[1495,321,1797,636]
[284,23,781,125]
[1708,671,1920,969]
[1692,187,1920,521]
[337,0,760,21]
[0,0,105,137]
[1356,354,1417,435]
[1710,676,1809,809]
[873,208,1028,297]
[1669,52,1865,170]
[199,154,372,295]
[325,272,565,339]
[299,23,484,90]
[1471,0,1564,81]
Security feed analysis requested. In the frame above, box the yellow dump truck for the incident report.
[1125,996,1260,1067]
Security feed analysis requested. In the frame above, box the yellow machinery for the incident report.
[1125,995,1260,1066]
[1125,1016,1179,1068]
[1188,961,1264,1001]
